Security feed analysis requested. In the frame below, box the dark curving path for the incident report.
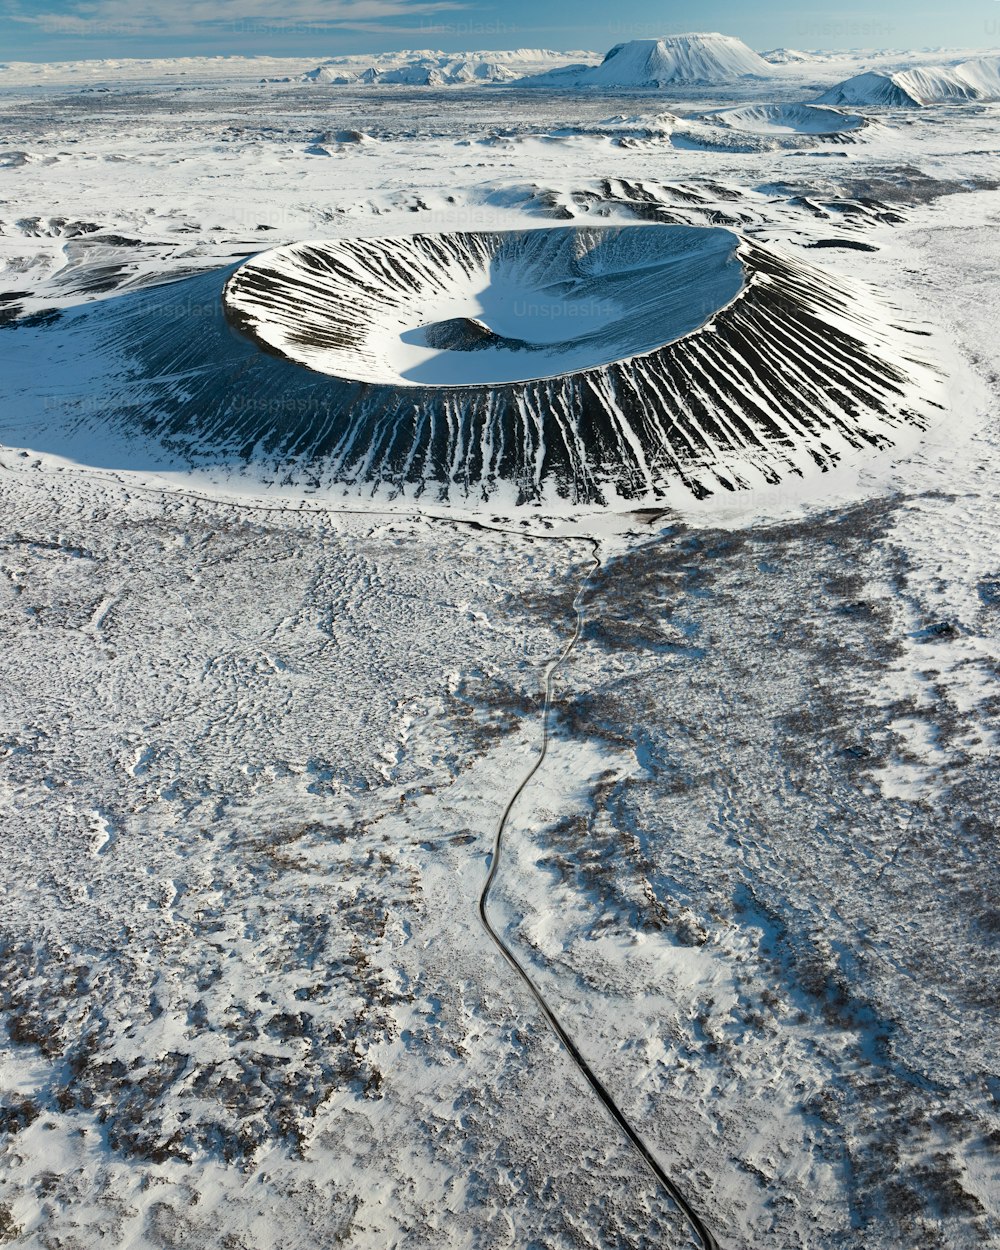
[477,538,722,1250]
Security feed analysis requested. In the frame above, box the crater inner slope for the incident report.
[222,226,745,387]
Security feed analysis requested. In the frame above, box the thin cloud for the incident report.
[5,0,469,36]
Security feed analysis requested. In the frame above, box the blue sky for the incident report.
[1,0,997,61]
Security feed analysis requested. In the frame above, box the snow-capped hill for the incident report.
[449,60,520,83]
[815,70,926,107]
[816,54,1000,106]
[895,65,981,102]
[588,34,770,85]
[520,33,770,88]
[953,55,1000,96]
[302,64,355,84]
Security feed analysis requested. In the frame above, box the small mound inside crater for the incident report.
[417,315,536,354]
[223,224,745,387]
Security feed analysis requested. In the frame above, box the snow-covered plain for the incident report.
[1,35,999,1250]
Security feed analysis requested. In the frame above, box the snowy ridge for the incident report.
[277,49,599,86]
[816,54,1000,105]
[8,226,948,508]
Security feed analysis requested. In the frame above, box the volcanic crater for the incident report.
[6,223,950,508]
[217,224,946,502]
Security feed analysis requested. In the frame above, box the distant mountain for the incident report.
[759,48,827,64]
[521,34,772,88]
[816,55,1000,106]
[360,58,518,86]
[287,49,597,87]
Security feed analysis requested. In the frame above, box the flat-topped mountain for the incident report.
[522,34,771,88]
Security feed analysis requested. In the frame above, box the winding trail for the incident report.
[477,538,721,1250]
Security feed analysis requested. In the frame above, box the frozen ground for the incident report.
[0,46,999,1250]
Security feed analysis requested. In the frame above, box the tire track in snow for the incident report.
[478,538,721,1250]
